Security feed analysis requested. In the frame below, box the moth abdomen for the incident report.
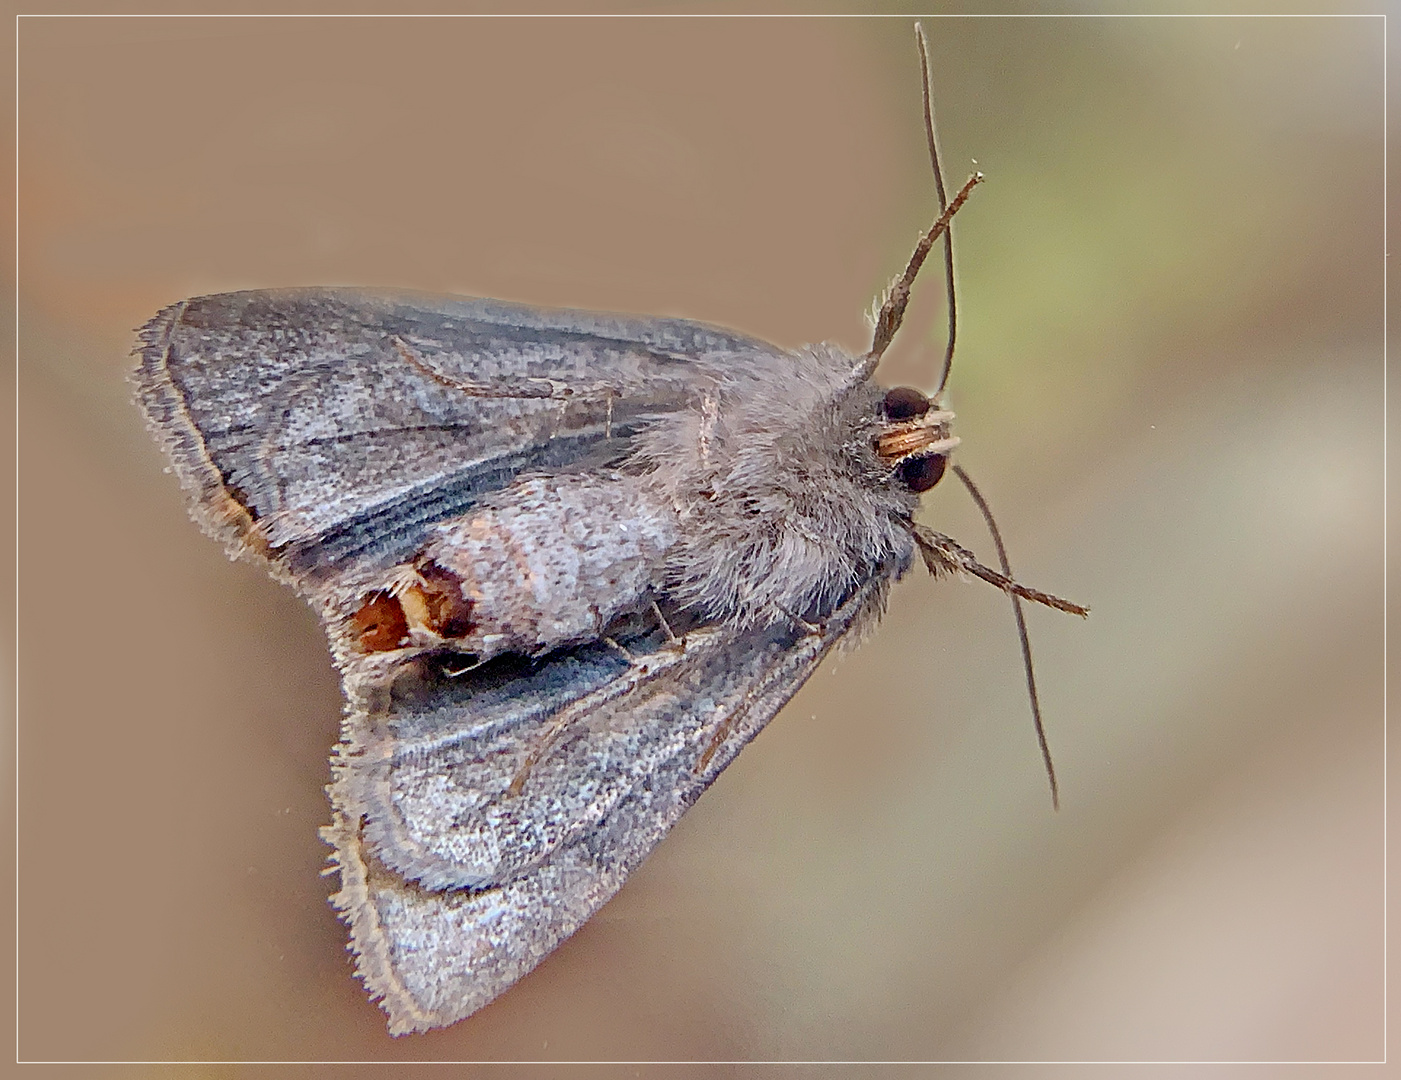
[340,471,679,663]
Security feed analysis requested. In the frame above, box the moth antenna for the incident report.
[952,463,1061,812]
[867,280,894,333]
[916,22,960,398]
[862,23,982,379]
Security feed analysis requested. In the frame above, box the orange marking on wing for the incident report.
[409,560,476,638]
[349,592,410,653]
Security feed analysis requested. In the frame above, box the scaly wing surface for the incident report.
[135,288,786,585]
[327,580,888,1034]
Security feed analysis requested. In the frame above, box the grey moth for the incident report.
[133,26,1083,1035]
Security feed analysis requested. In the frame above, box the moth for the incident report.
[133,27,1084,1035]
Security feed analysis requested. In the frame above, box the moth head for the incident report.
[874,385,959,493]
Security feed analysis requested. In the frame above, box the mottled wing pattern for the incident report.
[326,578,888,1034]
[134,289,785,586]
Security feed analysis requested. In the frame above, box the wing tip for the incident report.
[130,299,276,566]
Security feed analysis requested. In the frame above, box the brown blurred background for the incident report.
[13,11,1386,1066]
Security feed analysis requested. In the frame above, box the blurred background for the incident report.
[13,11,1386,1068]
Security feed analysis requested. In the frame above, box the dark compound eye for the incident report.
[899,453,947,492]
[882,385,931,420]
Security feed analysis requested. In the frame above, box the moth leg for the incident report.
[443,656,488,678]
[396,335,620,442]
[603,637,634,662]
[506,677,621,797]
[695,604,820,772]
[392,337,530,398]
[509,703,592,797]
[773,601,825,638]
[697,706,751,772]
[911,524,1088,616]
[506,638,696,796]
[553,384,620,439]
[391,336,588,402]
[692,629,801,772]
[649,598,682,649]
[696,391,719,469]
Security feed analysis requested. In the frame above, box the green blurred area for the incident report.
[877,18,1380,475]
